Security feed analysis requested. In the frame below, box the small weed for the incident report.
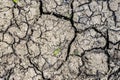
[53,48,61,56]
[12,0,19,3]
[74,49,79,55]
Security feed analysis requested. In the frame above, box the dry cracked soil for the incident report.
[0,0,120,80]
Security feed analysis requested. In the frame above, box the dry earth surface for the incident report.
[0,0,120,80]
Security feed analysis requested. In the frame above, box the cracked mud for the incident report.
[0,0,120,80]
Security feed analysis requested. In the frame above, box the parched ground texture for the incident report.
[0,0,120,80]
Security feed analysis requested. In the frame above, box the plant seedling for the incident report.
[12,0,19,3]
[53,48,61,56]
[74,49,79,55]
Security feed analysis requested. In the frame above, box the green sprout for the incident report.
[74,49,79,55]
[12,0,19,3]
[53,48,61,56]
